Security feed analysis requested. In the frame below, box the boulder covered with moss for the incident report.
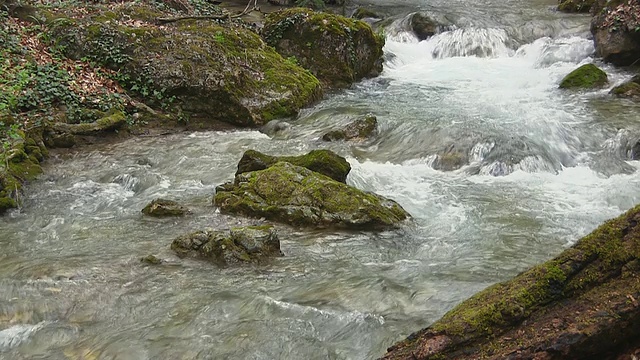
[49,5,322,127]
[557,0,594,12]
[322,114,378,142]
[559,64,608,89]
[262,8,385,89]
[610,74,640,99]
[142,198,190,217]
[215,162,409,229]
[381,205,640,359]
[171,225,282,265]
[591,0,640,66]
[235,149,351,183]
[0,130,47,214]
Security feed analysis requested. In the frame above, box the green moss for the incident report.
[263,8,383,88]
[0,196,17,213]
[236,149,351,183]
[558,0,594,13]
[215,162,408,228]
[425,204,640,342]
[610,81,640,97]
[559,64,608,89]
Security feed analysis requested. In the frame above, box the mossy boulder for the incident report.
[263,8,385,89]
[0,131,46,214]
[141,198,190,217]
[215,162,409,229]
[171,225,282,266]
[559,64,608,89]
[557,0,594,13]
[591,0,640,66]
[382,204,640,359]
[610,74,640,99]
[49,6,322,127]
[235,149,351,183]
[322,114,378,142]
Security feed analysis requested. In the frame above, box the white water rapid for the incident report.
[2,1,640,359]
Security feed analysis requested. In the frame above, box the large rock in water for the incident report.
[262,8,385,89]
[381,205,640,359]
[171,225,282,265]
[215,162,409,229]
[49,5,321,127]
[610,74,640,100]
[235,149,351,183]
[559,64,608,89]
[557,0,594,13]
[591,0,640,66]
[322,114,378,142]
[141,198,190,217]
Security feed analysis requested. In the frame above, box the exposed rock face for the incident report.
[558,0,594,13]
[611,75,640,99]
[262,8,385,89]
[559,64,608,89]
[235,149,351,183]
[215,162,409,229]
[591,0,640,66]
[171,225,282,265]
[142,198,190,217]
[381,205,640,360]
[50,5,322,127]
[322,114,377,142]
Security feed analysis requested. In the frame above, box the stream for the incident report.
[2,0,640,359]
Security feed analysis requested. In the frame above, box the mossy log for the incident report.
[382,205,640,359]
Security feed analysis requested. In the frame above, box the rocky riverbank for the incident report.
[0,0,384,213]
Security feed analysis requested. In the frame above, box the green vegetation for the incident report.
[559,64,608,89]
[215,161,409,228]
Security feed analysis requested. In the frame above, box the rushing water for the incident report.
[2,0,640,359]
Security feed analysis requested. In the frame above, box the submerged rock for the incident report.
[141,198,190,217]
[322,114,378,142]
[140,254,163,265]
[559,64,608,89]
[215,162,409,229]
[352,7,381,20]
[610,74,640,99]
[591,0,640,66]
[381,204,640,359]
[410,13,440,41]
[171,225,282,265]
[236,149,351,183]
[262,8,385,89]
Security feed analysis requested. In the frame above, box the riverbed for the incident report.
[2,0,640,358]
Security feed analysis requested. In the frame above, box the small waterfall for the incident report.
[428,28,513,58]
